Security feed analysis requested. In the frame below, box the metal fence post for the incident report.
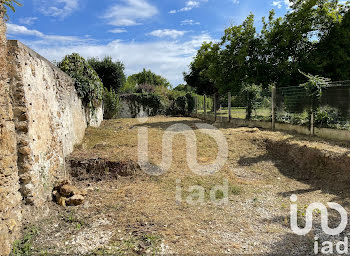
[228,91,231,122]
[272,86,276,130]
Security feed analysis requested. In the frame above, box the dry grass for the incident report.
[27,116,350,255]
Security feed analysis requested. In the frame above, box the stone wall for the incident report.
[0,7,22,256]
[7,40,103,207]
[0,13,103,253]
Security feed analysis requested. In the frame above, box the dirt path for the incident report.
[22,117,350,255]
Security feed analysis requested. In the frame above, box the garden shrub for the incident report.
[88,56,126,93]
[240,83,262,120]
[120,93,166,117]
[58,53,103,112]
[314,106,341,128]
[185,93,195,113]
[103,88,120,119]
[166,93,195,116]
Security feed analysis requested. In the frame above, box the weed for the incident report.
[230,185,242,195]
[11,226,39,256]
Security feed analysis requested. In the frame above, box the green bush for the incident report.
[314,106,341,128]
[121,94,166,117]
[240,83,262,120]
[58,53,103,112]
[103,88,120,119]
[186,93,195,113]
[167,94,195,116]
[88,57,126,93]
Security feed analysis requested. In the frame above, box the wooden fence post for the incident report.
[204,95,207,119]
[310,108,315,136]
[272,86,276,130]
[195,96,198,114]
[214,93,217,122]
[228,91,231,122]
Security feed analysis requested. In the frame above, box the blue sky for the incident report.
[6,0,291,86]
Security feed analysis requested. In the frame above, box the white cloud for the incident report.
[148,29,187,39]
[169,0,208,14]
[36,0,79,19]
[181,19,200,26]
[8,24,213,85]
[232,0,240,4]
[284,0,292,8]
[103,0,158,26]
[18,17,38,25]
[6,24,88,45]
[272,1,282,9]
[272,0,292,9]
[108,28,127,34]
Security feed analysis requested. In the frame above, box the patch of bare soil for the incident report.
[24,117,350,255]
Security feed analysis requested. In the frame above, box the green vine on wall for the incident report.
[58,53,103,113]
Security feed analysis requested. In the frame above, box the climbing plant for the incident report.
[240,83,262,120]
[299,70,331,109]
[58,53,103,112]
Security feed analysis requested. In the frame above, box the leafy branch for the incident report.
[299,70,331,100]
[1,0,22,20]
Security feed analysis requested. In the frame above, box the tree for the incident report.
[261,0,348,87]
[218,13,261,93]
[127,68,171,89]
[240,83,262,120]
[305,10,350,80]
[88,57,126,93]
[174,84,195,93]
[184,42,219,95]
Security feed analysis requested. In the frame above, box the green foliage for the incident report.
[184,42,218,95]
[120,76,138,93]
[306,10,350,80]
[174,84,195,93]
[103,88,120,119]
[12,226,38,256]
[1,0,22,20]
[300,71,331,99]
[185,0,348,97]
[136,83,156,94]
[240,83,262,120]
[121,94,165,117]
[314,106,341,128]
[166,93,195,116]
[128,69,171,89]
[58,53,103,111]
[88,57,126,93]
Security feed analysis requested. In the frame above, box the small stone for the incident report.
[60,184,81,197]
[7,219,17,232]
[58,196,67,207]
[66,195,84,206]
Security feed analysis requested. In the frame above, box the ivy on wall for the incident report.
[58,53,103,112]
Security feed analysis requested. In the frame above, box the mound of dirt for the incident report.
[66,157,141,181]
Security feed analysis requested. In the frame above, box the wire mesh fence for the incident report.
[196,89,272,121]
[276,82,350,130]
[194,81,350,132]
